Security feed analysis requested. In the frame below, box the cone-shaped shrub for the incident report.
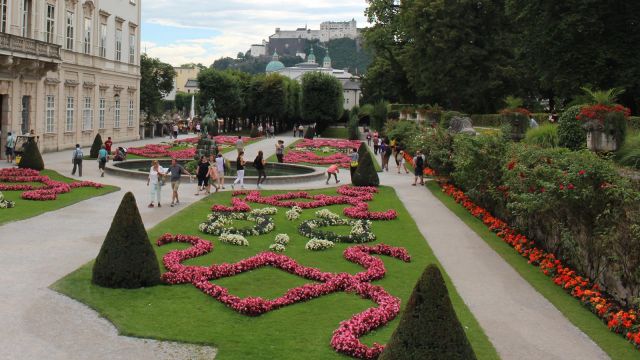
[352,143,379,187]
[90,133,103,158]
[379,265,477,360]
[304,126,315,139]
[18,140,44,171]
[92,192,161,289]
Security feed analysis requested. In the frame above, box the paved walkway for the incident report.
[0,133,609,359]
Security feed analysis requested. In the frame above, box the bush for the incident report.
[524,124,559,148]
[423,129,455,176]
[92,192,161,289]
[558,105,586,150]
[371,101,389,131]
[383,120,420,148]
[379,265,477,360]
[629,116,640,132]
[352,143,379,186]
[90,133,103,159]
[303,126,316,139]
[18,140,44,171]
[347,113,360,140]
[616,132,640,169]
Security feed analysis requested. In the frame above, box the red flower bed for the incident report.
[175,135,255,146]
[157,233,411,359]
[296,139,363,150]
[439,182,640,350]
[577,104,631,123]
[0,168,103,201]
[127,144,196,159]
[403,152,436,176]
[284,150,352,168]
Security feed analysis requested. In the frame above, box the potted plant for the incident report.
[577,87,630,152]
[500,96,531,141]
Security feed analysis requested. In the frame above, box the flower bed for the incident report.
[199,212,275,237]
[175,135,256,146]
[439,182,640,350]
[0,191,15,209]
[127,144,196,159]
[157,233,411,359]
[283,139,363,168]
[0,168,103,201]
[299,210,376,244]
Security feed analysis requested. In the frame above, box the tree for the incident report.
[90,133,103,159]
[92,192,161,289]
[18,140,44,171]
[301,72,344,133]
[379,265,477,360]
[140,54,176,123]
[371,101,389,131]
[198,69,245,131]
[352,143,379,186]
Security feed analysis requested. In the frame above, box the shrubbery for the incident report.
[18,140,44,171]
[347,113,360,140]
[616,132,640,169]
[90,133,103,159]
[379,265,477,360]
[524,124,559,148]
[558,105,586,150]
[352,143,379,187]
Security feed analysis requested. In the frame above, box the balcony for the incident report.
[0,33,61,79]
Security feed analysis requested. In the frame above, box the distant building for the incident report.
[250,41,267,57]
[184,79,199,94]
[267,20,360,57]
[266,48,361,110]
[174,66,201,93]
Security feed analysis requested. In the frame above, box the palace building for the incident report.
[0,0,141,157]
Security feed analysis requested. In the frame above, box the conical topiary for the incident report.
[304,126,315,139]
[352,143,379,187]
[18,140,44,171]
[92,192,161,289]
[90,133,103,159]
[379,265,477,360]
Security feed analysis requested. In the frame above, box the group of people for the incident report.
[257,124,276,138]
[293,124,305,138]
[70,137,114,178]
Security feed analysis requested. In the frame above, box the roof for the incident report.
[266,60,285,72]
[342,80,361,91]
[185,79,199,88]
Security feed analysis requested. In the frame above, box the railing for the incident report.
[0,33,61,60]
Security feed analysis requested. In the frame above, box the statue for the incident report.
[448,116,477,136]
[201,99,218,136]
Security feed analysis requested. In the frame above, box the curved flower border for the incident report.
[439,182,640,350]
[0,168,103,201]
[199,212,275,237]
[157,233,411,359]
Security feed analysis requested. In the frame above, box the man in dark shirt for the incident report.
[167,158,191,207]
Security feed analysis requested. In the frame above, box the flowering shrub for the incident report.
[157,233,411,359]
[274,234,290,245]
[299,216,376,244]
[286,206,303,221]
[0,168,103,201]
[199,212,275,237]
[577,104,631,124]
[219,233,249,246]
[0,191,15,209]
[269,243,286,252]
[211,197,252,213]
[439,182,640,351]
[250,207,278,216]
[305,239,335,251]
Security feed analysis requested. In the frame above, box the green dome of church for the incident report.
[307,47,316,63]
[266,51,285,72]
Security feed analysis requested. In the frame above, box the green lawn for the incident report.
[0,169,119,226]
[53,187,498,360]
[426,181,640,360]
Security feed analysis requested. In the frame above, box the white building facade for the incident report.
[0,0,141,157]
[269,19,359,42]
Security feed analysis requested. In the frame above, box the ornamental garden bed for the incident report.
[0,169,118,225]
[127,136,259,159]
[52,186,497,360]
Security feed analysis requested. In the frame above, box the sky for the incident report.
[141,1,370,67]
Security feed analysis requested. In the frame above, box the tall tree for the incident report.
[198,69,245,131]
[140,54,176,122]
[301,72,344,133]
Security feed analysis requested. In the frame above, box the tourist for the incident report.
[258,124,264,137]
[383,142,393,171]
[195,156,210,196]
[366,131,372,146]
[293,124,298,137]
[5,132,15,163]
[114,147,127,161]
[349,148,359,177]
[173,123,179,139]
[326,164,341,185]
[235,135,244,153]
[254,150,267,189]
[215,153,226,189]
[167,158,191,207]
[379,141,387,170]
[390,138,397,157]
[98,145,109,177]
[196,122,201,133]
[104,137,113,155]
[397,150,410,174]
[413,151,426,186]
[232,151,246,190]
[207,155,220,194]
[276,140,285,163]
[71,144,83,177]
[269,124,275,138]
[147,160,166,208]
[373,131,379,154]
[298,124,304,137]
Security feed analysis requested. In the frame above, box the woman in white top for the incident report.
[147,160,166,208]
[215,153,226,189]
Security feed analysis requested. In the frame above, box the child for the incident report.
[326,164,341,185]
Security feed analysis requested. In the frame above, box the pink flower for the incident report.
[0,168,103,201]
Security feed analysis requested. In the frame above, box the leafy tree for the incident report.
[198,69,245,130]
[558,105,586,150]
[301,72,344,133]
[371,100,389,131]
[379,265,477,360]
[352,143,379,186]
[90,133,103,159]
[18,140,44,171]
[140,54,176,122]
[92,192,161,289]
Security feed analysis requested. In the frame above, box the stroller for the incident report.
[113,147,127,161]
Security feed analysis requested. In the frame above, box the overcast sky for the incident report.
[141,1,369,66]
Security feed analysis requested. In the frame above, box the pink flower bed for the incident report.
[0,168,103,201]
[284,151,352,168]
[296,139,363,150]
[157,233,411,359]
[127,144,196,159]
[175,136,255,146]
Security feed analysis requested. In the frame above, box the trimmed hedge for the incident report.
[352,143,379,186]
[90,133,103,159]
[92,192,161,289]
[379,265,477,360]
[18,140,44,171]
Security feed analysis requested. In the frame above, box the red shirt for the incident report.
[105,140,113,152]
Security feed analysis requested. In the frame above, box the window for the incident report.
[21,0,31,37]
[115,29,122,61]
[45,95,55,133]
[0,0,7,33]
[66,11,74,50]
[99,23,107,57]
[128,99,134,127]
[66,97,74,132]
[129,32,136,64]
[45,4,55,43]
[83,97,92,130]
[114,97,121,128]
[99,98,105,129]
[83,18,91,54]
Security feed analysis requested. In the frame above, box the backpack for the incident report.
[416,156,424,169]
[74,149,83,160]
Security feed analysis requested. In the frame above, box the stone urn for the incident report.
[587,130,618,152]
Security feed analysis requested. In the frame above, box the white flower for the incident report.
[305,239,335,251]
[275,234,290,245]
[219,233,249,246]
[286,208,302,221]
[251,207,278,216]
[269,243,286,252]
[316,209,340,220]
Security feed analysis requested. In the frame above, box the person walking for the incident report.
[5,132,15,163]
[366,131,372,146]
[298,124,304,138]
[172,123,179,139]
[71,144,83,177]
[379,141,387,170]
[215,153,226,189]
[269,124,275,138]
[235,135,244,153]
[147,160,166,208]
[207,155,220,194]
[231,151,246,190]
[349,148,359,177]
[104,137,113,155]
[397,150,410,174]
[413,151,426,186]
[326,164,341,185]
[167,158,191,207]
[373,131,379,154]
[97,145,109,177]
[254,150,267,189]
[195,156,210,196]
[275,140,285,163]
